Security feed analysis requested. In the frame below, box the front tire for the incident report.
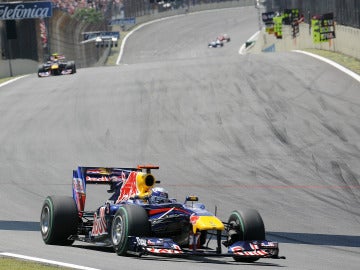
[40,196,78,245]
[72,63,77,74]
[67,61,76,74]
[111,204,150,256]
[37,65,45,77]
[228,209,265,262]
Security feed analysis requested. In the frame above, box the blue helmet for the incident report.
[149,187,169,204]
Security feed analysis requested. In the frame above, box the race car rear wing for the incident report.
[78,167,137,184]
[72,165,160,214]
[75,165,159,184]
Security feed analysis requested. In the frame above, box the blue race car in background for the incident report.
[208,39,224,48]
[37,53,76,77]
[40,165,284,262]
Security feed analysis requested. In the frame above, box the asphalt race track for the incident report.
[1,6,359,270]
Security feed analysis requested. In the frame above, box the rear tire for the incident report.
[228,209,265,262]
[40,196,78,245]
[111,204,150,256]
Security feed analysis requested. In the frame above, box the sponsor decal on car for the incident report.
[91,207,107,236]
[116,171,138,203]
[73,178,85,193]
[146,247,183,254]
[87,168,110,175]
[86,176,110,182]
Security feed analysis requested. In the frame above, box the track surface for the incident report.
[1,6,360,270]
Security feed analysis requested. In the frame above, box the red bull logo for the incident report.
[115,171,155,203]
[116,171,138,203]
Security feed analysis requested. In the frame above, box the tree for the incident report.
[73,8,104,24]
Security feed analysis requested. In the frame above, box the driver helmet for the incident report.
[149,187,169,204]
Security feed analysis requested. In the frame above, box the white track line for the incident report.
[117,7,250,65]
[293,50,360,83]
[0,75,29,88]
[0,252,101,270]
[237,29,360,83]
[116,15,188,65]
[239,30,260,55]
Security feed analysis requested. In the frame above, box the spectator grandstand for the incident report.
[52,0,123,16]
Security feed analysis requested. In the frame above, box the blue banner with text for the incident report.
[0,2,52,20]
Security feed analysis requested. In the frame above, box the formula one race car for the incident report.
[208,39,223,48]
[217,34,230,42]
[38,53,76,77]
[40,165,285,262]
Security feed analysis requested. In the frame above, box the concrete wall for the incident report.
[0,59,38,78]
[0,9,108,78]
[48,10,109,69]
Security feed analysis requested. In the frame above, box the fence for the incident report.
[119,0,255,18]
[263,0,360,28]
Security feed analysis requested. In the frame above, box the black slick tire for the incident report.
[228,209,265,262]
[111,204,150,256]
[40,195,78,245]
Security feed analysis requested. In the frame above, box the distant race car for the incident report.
[208,39,224,48]
[40,165,285,262]
[38,53,76,77]
[217,34,231,42]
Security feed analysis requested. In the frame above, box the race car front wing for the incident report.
[127,236,285,259]
[38,69,73,77]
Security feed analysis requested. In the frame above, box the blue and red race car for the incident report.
[40,165,284,262]
[37,53,76,77]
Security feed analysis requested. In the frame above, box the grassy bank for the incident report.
[0,257,69,270]
[304,49,360,75]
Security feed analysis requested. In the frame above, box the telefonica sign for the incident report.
[0,1,52,20]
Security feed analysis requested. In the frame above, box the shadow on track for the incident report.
[0,220,39,231]
[72,244,283,267]
[267,231,360,247]
[1,221,359,248]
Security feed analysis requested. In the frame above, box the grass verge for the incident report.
[0,77,12,84]
[0,257,69,270]
[304,49,360,75]
[105,24,129,66]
